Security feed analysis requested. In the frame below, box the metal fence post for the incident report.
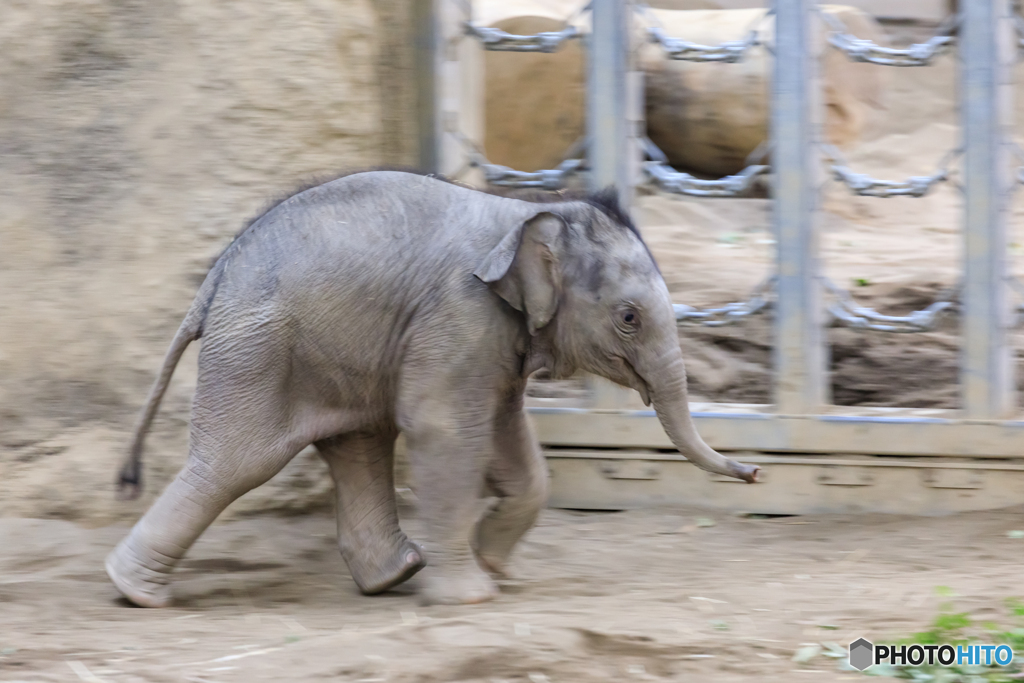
[416,0,483,181]
[587,0,641,210]
[771,0,829,414]
[960,0,1015,419]
[586,0,646,408]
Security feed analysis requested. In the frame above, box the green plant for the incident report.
[849,592,1024,681]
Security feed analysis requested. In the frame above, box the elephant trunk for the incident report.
[643,350,760,484]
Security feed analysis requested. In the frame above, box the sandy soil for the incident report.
[3,505,1024,682]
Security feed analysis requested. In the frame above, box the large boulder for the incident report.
[643,6,885,175]
[482,13,587,174]
[479,4,885,176]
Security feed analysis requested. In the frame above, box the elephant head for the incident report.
[475,190,759,484]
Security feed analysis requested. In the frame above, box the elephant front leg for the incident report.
[315,432,425,595]
[474,404,549,578]
[401,403,499,605]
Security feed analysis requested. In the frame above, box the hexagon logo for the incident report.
[849,638,874,671]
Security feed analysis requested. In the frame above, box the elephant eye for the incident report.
[617,307,640,333]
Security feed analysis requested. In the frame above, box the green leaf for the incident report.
[934,612,971,632]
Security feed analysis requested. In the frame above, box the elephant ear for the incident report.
[474,212,565,335]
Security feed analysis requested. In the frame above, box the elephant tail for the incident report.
[117,267,222,500]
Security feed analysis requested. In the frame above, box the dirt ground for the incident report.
[3,504,1024,682]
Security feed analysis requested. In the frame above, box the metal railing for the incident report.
[424,0,1018,425]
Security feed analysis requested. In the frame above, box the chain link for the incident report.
[821,143,959,198]
[820,10,958,67]
[822,277,955,333]
[452,131,585,190]
[465,23,581,53]
[642,138,769,197]
[464,1,589,53]
[675,276,775,327]
[636,3,769,63]
[674,276,971,333]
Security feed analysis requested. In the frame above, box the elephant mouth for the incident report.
[612,356,651,406]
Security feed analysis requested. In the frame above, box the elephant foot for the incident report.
[474,551,510,579]
[105,543,172,608]
[349,539,426,595]
[419,566,499,605]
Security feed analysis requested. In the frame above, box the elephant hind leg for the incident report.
[315,432,425,595]
[106,407,306,607]
[474,405,549,578]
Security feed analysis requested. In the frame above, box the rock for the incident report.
[483,14,586,173]
[643,5,885,175]
[479,4,885,176]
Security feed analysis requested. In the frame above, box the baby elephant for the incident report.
[106,171,758,607]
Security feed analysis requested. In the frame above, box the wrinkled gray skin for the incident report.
[106,171,758,607]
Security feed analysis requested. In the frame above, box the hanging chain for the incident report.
[451,130,585,190]
[636,3,771,63]
[675,276,775,327]
[821,144,960,198]
[822,277,956,332]
[464,2,589,53]
[465,23,581,53]
[642,138,769,198]
[820,10,959,67]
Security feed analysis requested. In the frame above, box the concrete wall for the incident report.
[0,0,418,521]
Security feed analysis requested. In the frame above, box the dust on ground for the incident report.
[3,505,1024,682]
